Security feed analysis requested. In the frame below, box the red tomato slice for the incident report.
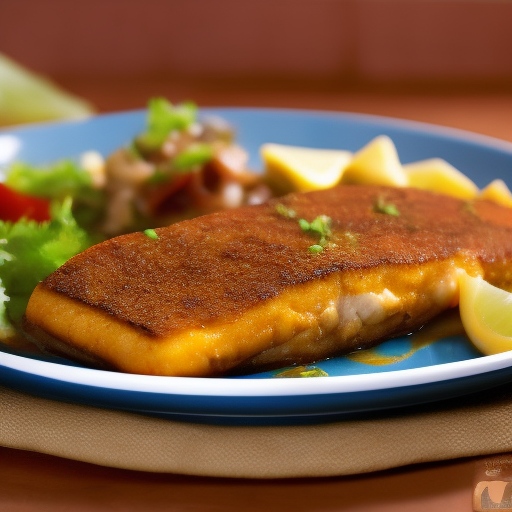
[0,183,51,222]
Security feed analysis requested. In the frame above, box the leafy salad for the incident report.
[0,198,90,337]
[0,98,266,341]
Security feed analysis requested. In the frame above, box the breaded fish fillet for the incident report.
[24,185,512,376]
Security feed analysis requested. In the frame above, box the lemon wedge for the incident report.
[341,135,408,187]
[404,158,479,200]
[480,179,512,208]
[459,272,512,355]
[261,143,352,194]
[0,53,94,126]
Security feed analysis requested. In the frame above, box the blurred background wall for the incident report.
[1,0,511,136]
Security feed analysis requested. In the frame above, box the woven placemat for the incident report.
[2,382,512,478]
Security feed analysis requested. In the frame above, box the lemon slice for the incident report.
[480,179,512,208]
[404,158,478,200]
[459,272,512,355]
[341,135,408,187]
[0,53,94,126]
[261,143,352,194]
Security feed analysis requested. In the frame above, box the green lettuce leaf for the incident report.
[5,160,106,234]
[134,98,198,153]
[6,160,93,199]
[0,270,15,338]
[0,197,91,332]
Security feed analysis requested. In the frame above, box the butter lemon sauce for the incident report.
[273,310,467,377]
[345,309,466,366]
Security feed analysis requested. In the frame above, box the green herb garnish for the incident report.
[146,170,171,185]
[308,215,331,240]
[374,196,400,216]
[173,143,213,172]
[299,214,332,253]
[143,229,159,240]
[298,218,310,231]
[5,160,105,233]
[299,368,329,377]
[134,98,198,153]
[275,366,329,378]
[275,203,296,219]
[276,205,332,254]
[6,160,93,199]
[308,244,324,254]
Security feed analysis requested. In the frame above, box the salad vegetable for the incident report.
[0,98,267,341]
[102,98,265,235]
[173,143,214,172]
[5,160,106,235]
[6,160,94,199]
[0,198,91,336]
[0,183,50,222]
[374,196,400,216]
[134,98,198,154]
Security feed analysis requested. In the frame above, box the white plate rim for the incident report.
[3,349,512,397]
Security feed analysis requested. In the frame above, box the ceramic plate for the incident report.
[1,108,512,425]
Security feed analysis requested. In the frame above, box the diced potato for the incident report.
[480,179,512,208]
[261,143,352,194]
[404,158,478,200]
[342,135,408,187]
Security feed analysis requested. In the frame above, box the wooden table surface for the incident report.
[1,80,511,511]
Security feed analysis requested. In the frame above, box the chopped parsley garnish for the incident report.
[299,214,332,253]
[143,229,159,240]
[308,244,324,254]
[374,196,400,216]
[307,215,332,239]
[275,366,329,378]
[298,218,310,231]
[299,368,329,377]
[275,203,296,219]
[276,204,332,254]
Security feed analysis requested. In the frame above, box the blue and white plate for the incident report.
[1,108,512,425]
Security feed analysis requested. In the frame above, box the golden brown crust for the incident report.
[25,256,475,376]
[40,185,512,337]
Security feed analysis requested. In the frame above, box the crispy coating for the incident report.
[23,185,512,376]
[39,185,512,337]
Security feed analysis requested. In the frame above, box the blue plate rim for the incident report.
[2,106,512,153]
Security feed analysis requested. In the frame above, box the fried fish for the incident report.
[24,185,512,376]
